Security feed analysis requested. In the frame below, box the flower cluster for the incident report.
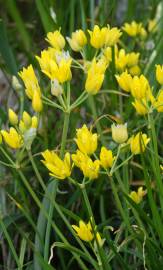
[41,123,150,180]
[116,71,163,114]
[0,110,38,150]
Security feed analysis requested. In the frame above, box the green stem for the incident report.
[110,145,121,175]
[113,154,133,174]
[42,96,63,111]
[70,92,88,110]
[60,112,70,158]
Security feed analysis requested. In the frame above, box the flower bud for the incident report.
[23,128,37,150]
[67,30,87,51]
[22,111,32,128]
[12,76,22,91]
[8,109,18,125]
[111,123,128,144]
[19,120,27,134]
[46,30,65,50]
[31,116,38,128]
[32,91,43,112]
[100,147,115,169]
[51,79,63,97]
[115,71,132,92]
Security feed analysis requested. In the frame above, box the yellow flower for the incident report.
[56,58,72,83]
[111,123,128,144]
[130,75,150,99]
[115,71,132,92]
[46,30,65,50]
[129,187,146,204]
[104,26,122,46]
[127,52,140,67]
[36,49,55,79]
[36,49,72,83]
[75,124,97,155]
[41,150,71,179]
[122,21,142,37]
[100,146,115,169]
[154,89,163,112]
[19,65,41,99]
[1,128,23,149]
[156,65,163,85]
[85,73,104,95]
[103,46,112,63]
[132,99,149,115]
[129,132,150,155]
[129,65,141,76]
[115,49,128,71]
[32,90,43,112]
[88,25,106,49]
[72,150,88,170]
[85,58,107,94]
[8,109,18,125]
[72,150,100,180]
[72,220,93,242]
[67,29,87,51]
[82,158,100,180]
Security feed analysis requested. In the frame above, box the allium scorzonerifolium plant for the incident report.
[0,18,163,269]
